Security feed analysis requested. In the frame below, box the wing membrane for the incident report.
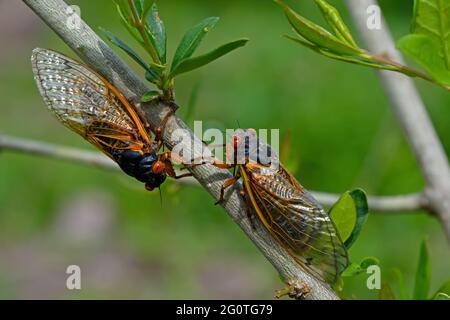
[31,48,151,158]
[242,162,348,284]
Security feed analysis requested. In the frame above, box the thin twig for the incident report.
[0,134,429,213]
[23,0,338,299]
[0,134,117,170]
[345,0,450,241]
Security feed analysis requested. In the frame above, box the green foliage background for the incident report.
[0,0,448,299]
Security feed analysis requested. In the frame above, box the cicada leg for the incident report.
[215,172,241,205]
[238,189,258,231]
[275,280,311,300]
[159,151,193,179]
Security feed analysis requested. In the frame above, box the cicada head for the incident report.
[226,129,278,168]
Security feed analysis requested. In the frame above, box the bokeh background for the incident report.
[0,0,448,299]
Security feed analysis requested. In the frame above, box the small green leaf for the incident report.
[150,61,166,74]
[275,0,362,56]
[133,0,144,18]
[392,269,410,300]
[313,0,358,47]
[114,0,132,25]
[379,282,396,300]
[170,38,248,78]
[344,189,369,249]
[146,3,167,63]
[341,263,363,277]
[141,90,160,102]
[413,239,431,300]
[431,279,450,300]
[102,28,153,75]
[171,17,220,71]
[360,256,379,269]
[329,191,357,243]
[397,34,450,86]
[115,2,144,45]
[145,69,159,82]
[434,293,450,300]
[333,276,344,292]
[341,256,379,277]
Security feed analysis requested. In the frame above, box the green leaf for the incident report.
[341,257,379,277]
[133,0,144,18]
[341,263,364,277]
[115,2,144,45]
[392,269,410,300]
[101,28,153,75]
[413,239,431,300]
[431,279,450,299]
[329,191,357,243]
[146,3,167,63]
[275,0,362,56]
[434,293,450,300]
[171,17,220,71]
[360,256,379,269]
[379,282,396,300]
[411,0,450,70]
[145,69,159,83]
[170,38,249,78]
[286,35,398,71]
[313,0,358,47]
[344,189,369,249]
[141,90,160,102]
[398,34,450,86]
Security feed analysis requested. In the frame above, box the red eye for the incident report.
[152,161,165,174]
[232,136,241,149]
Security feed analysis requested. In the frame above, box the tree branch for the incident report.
[23,0,338,299]
[1,133,428,213]
[345,0,450,241]
[0,134,117,170]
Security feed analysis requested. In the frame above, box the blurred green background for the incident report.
[0,0,448,299]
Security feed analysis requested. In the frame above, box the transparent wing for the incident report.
[243,163,348,284]
[31,48,151,157]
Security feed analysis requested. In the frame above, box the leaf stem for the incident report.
[368,53,450,91]
[128,0,161,65]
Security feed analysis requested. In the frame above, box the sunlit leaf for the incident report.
[170,38,248,78]
[398,34,450,86]
[171,17,220,71]
[344,189,369,249]
[329,191,357,243]
[313,0,358,47]
[411,0,450,70]
[275,0,362,56]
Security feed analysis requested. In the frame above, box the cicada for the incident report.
[31,48,189,191]
[210,129,348,284]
